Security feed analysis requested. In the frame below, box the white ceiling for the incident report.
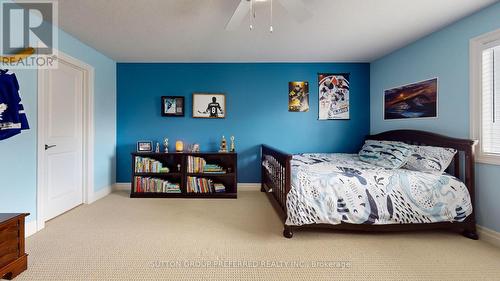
[57,0,498,62]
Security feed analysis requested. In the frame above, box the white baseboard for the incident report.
[25,220,37,238]
[238,183,260,191]
[478,225,500,248]
[88,185,112,204]
[113,182,261,192]
[114,182,131,192]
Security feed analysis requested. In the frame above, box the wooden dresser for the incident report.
[0,213,29,280]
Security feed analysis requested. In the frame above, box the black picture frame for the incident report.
[161,96,185,117]
[137,141,153,152]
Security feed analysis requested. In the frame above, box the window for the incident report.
[481,45,500,154]
[471,29,500,164]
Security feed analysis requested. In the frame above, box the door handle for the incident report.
[45,144,56,150]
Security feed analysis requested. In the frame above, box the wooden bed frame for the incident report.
[261,130,478,239]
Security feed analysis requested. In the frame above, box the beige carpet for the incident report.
[10,189,500,281]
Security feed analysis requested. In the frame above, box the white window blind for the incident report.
[481,44,500,154]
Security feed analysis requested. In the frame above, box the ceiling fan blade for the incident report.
[276,0,313,23]
[225,0,251,31]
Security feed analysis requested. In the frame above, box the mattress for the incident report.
[285,153,472,226]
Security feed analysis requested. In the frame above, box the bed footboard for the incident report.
[261,145,292,220]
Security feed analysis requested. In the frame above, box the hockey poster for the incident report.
[288,81,309,112]
[318,73,350,120]
[192,93,226,119]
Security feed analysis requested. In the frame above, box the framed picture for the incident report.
[192,93,226,119]
[161,96,184,117]
[288,81,309,112]
[318,73,350,120]
[137,141,153,152]
[384,78,438,120]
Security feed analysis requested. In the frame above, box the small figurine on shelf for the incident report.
[177,164,181,172]
[163,138,169,153]
[155,142,160,153]
[230,136,235,152]
[192,143,200,152]
[219,135,228,153]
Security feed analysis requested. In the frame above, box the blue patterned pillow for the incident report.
[358,140,412,169]
[403,145,457,173]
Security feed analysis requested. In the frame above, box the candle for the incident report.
[175,140,184,152]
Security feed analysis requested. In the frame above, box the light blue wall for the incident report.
[58,29,117,190]
[117,63,370,183]
[0,70,37,222]
[0,23,116,221]
[59,30,117,190]
[370,3,500,231]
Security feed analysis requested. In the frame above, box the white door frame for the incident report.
[37,50,95,231]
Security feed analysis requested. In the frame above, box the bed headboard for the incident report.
[366,130,478,208]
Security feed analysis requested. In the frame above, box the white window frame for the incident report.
[470,28,500,165]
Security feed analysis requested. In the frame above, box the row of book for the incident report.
[135,156,170,173]
[187,177,225,193]
[134,176,180,193]
[187,156,225,173]
[203,164,226,174]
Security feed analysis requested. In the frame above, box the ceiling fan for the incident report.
[225,0,312,31]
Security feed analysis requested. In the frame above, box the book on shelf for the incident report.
[134,176,180,193]
[135,156,170,173]
[186,176,226,193]
[213,183,226,193]
[187,156,226,174]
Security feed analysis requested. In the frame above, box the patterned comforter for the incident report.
[285,153,472,226]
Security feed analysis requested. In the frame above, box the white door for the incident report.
[41,58,84,220]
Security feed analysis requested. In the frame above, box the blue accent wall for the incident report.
[117,63,370,183]
[370,3,500,231]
